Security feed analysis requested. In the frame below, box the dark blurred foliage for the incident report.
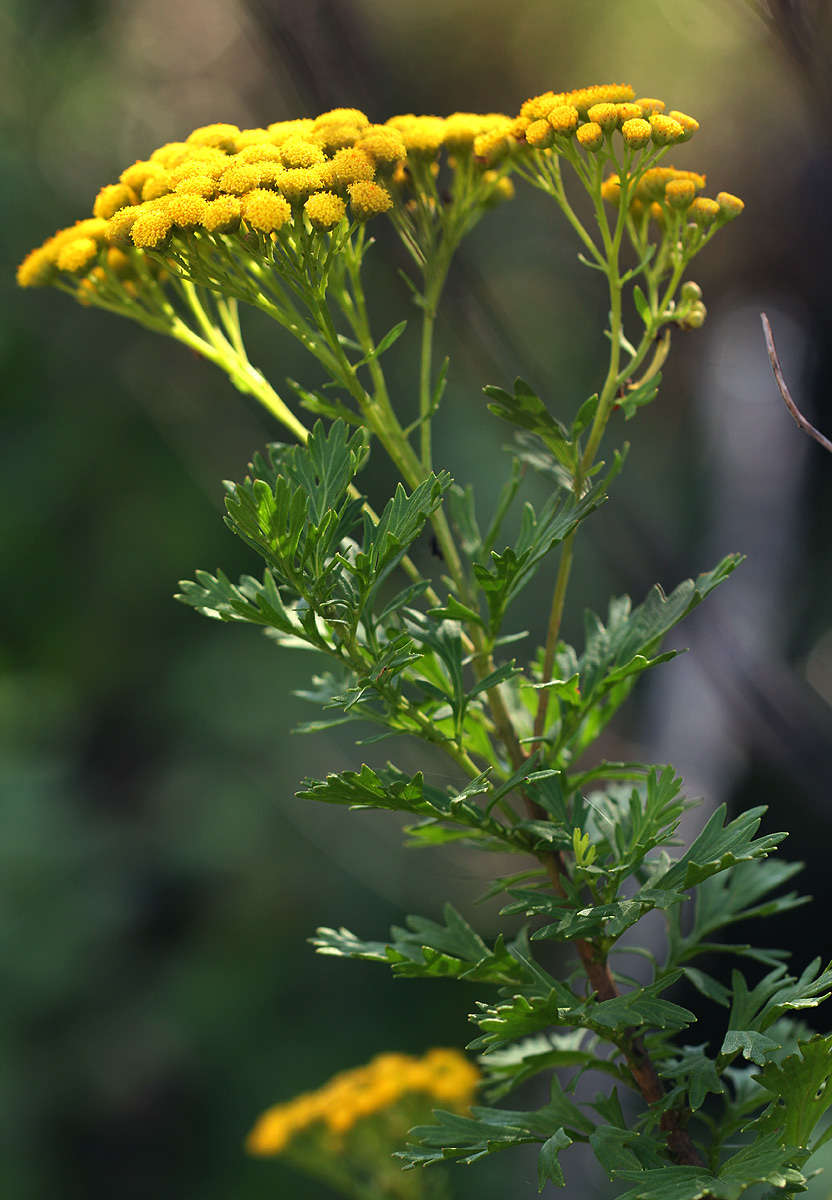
[2,1,832,1196]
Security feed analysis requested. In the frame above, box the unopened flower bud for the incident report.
[547,105,580,135]
[688,197,721,226]
[682,300,707,329]
[634,97,666,115]
[680,280,702,302]
[587,103,619,131]
[576,122,604,151]
[601,176,621,204]
[526,119,555,149]
[667,111,699,140]
[621,118,651,149]
[650,114,686,146]
[717,191,744,220]
[664,178,696,209]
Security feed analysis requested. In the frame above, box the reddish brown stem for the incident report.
[524,795,705,1169]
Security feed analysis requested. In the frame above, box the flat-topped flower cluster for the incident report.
[247,1047,480,1155]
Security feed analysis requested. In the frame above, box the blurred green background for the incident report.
[3,1,832,1196]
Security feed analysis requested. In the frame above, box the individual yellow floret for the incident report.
[106,206,142,248]
[601,176,622,204]
[565,83,635,114]
[280,138,326,169]
[587,102,619,131]
[266,118,316,146]
[277,165,331,203]
[17,245,56,287]
[186,123,240,152]
[355,128,406,167]
[315,107,370,131]
[218,163,264,196]
[103,247,132,277]
[525,119,555,149]
[482,172,515,206]
[93,183,138,220]
[232,127,271,150]
[304,190,346,230]
[576,121,604,151]
[717,191,744,219]
[120,160,163,193]
[167,194,210,231]
[621,118,652,149]
[473,127,512,165]
[650,114,686,145]
[347,179,393,219]
[546,105,580,135]
[201,195,242,234]
[636,167,706,200]
[664,178,696,209]
[240,189,292,233]
[130,205,174,249]
[615,102,644,123]
[667,111,699,140]
[328,147,375,187]
[635,97,666,115]
[235,143,284,164]
[141,171,174,201]
[520,91,559,121]
[149,142,194,168]
[688,197,721,226]
[174,173,219,199]
[389,115,446,158]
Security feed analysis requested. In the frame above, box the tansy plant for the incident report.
[19,85,832,1200]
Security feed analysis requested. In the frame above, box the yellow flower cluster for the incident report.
[246,1047,480,1156]
[516,84,701,156]
[601,164,744,227]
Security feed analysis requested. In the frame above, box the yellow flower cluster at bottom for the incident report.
[247,1047,480,1156]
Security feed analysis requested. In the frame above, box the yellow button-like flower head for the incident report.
[348,180,393,220]
[280,138,326,169]
[304,190,347,230]
[668,110,699,140]
[717,191,745,219]
[93,183,137,220]
[328,147,375,188]
[649,114,686,146]
[621,118,651,149]
[186,123,240,152]
[201,195,242,234]
[587,102,619,131]
[547,105,580,135]
[526,119,555,149]
[130,204,174,249]
[576,122,604,151]
[240,189,292,233]
[688,196,721,226]
[664,178,696,209]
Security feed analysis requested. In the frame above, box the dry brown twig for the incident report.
[761,311,832,454]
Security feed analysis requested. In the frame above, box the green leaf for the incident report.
[296,763,427,812]
[447,483,482,557]
[484,377,576,470]
[633,284,651,326]
[538,1129,573,1190]
[657,805,786,893]
[720,1029,782,1066]
[479,1032,624,1102]
[571,393,599,439]
[750,1035,832,1149]
[314,904,535,986]
[662,1045,726,1111]
[615,1133,806,1199]
[352,318,407,367]
[474,460,618,635]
